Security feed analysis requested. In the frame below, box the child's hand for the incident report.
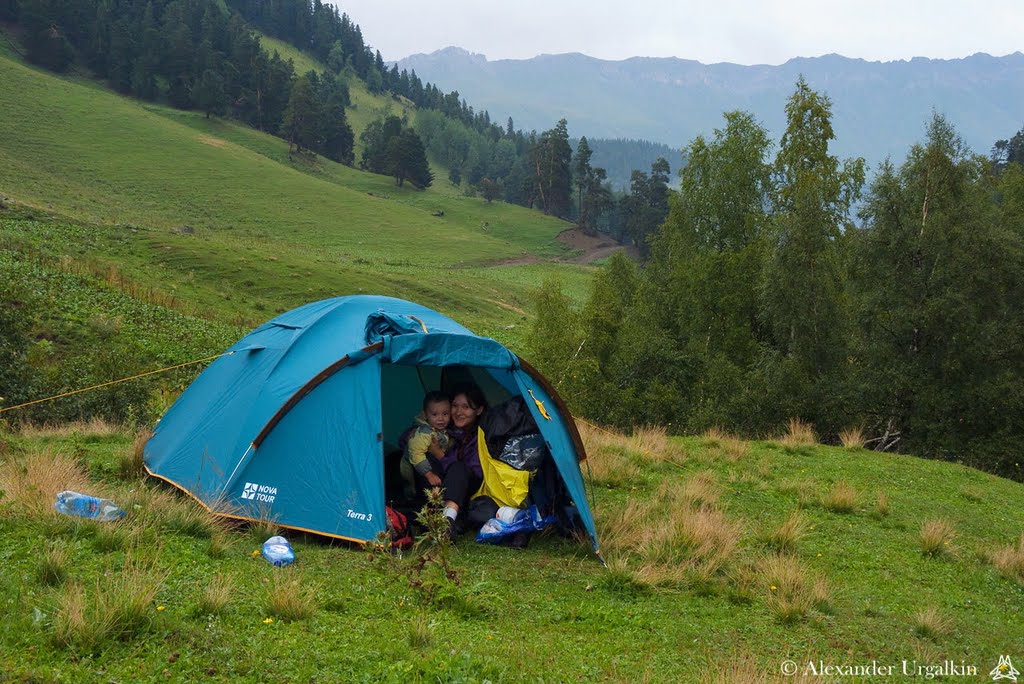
[425,471,442,487]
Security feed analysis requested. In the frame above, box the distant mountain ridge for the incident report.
[398,48,1024,168]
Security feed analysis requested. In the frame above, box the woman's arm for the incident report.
[427,434,447,459]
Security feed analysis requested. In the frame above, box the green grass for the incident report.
[2,425,1023,680]
[0,49,593,345]
[0,52,561,263]
[257,34,327,77]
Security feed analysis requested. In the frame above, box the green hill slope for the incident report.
[0,51,590,342]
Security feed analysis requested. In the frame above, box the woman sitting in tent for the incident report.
[421,382,487,541]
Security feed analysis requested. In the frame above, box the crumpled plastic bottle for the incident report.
[261,535,295,566]
[54,491,126,522]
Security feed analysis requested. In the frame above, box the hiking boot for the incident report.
[503,532,530,549]
[446,517,459,543]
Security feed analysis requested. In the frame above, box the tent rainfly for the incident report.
[144,295,598,550]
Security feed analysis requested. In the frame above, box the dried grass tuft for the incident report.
[913,606,953,641]
[122,486,229,541]
[919,519,956,557]
[986,534,1024,583]
[196,574,233,615]
[765,510,809,553]
[811,575,832,614]
[92,522,134,553]
[682,471,721,509]
[761,554,823,625]
[266,571,318,621]
[821,480,858,514]
[839,426,866,449]
[872,492,891,518]
[408,612,432,649]
[959,485,984,502]
[725,562,759,606]
[118,429,151,480]
[576,420,625,453]
[20,418,121,439]
[777,477,818,508]
[52,559,164,653]
[0,448,93,519]
[701,426,727,446]
[699,651,790,684]
[206,532,233,559]
[628,425,686,464]
[779,418,816,448]
[597,481,740,588]
[720,437,750,463]
[576,420,644,487]
[36,543,69,586]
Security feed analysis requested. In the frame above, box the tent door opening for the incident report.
[380,361,520,506]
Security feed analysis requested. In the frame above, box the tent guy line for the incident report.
[0,352,232,414]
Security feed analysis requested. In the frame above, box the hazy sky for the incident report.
[338,0,1022,65]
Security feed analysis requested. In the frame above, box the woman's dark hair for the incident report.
[422,390,450,412]
[449,382,487,411]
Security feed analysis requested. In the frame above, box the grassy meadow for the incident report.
[0,48,590,344]
[2,422,1024,681]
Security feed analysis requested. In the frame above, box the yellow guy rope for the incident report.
[0,352,232,415]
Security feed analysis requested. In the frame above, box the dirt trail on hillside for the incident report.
[557,228,638,264]
[487,229,637,268]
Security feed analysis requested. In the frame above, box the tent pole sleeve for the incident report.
[252,341,383,449]
[220,442,255,499]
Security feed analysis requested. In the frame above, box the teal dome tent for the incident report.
[144,295,598,551]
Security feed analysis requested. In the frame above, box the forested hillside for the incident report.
[3,0,677,242]
[529,82,1024,481]
[571,137,678,191]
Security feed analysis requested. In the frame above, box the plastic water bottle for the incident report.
[477,518,509,542]
[261,536,295,567]
[54,491,126,522]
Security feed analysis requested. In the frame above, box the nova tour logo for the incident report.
[991,655,1020,682]
[241,482,277,503]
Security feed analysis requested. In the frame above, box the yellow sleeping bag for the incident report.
[473,427,531,508]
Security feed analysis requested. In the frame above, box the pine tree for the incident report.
[21,0,73,72]
[479,178,500,202]
[992,124,1024,169]
[574,136,593,214]
[530,119,573,216]
[360,115,403,173]
[318,99,354,165]
[574,137,612,234]
[280,75,319,153]
[129,2,160,100]
[388,128,432,188]
[193,69,228,118]
[621,158,671,257]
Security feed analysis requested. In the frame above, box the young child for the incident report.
[400,391,452,498]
